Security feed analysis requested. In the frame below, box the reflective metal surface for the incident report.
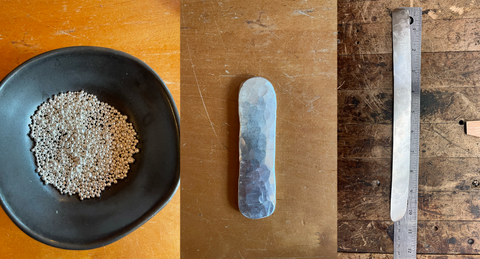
[238,77,276,219]
[391,8,412,222]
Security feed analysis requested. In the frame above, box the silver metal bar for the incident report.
[391,8,412,223]
[393,7,422,259]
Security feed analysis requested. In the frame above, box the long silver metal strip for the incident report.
[391,8,412,223]
[393,7,422,259]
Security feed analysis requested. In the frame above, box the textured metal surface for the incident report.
[393,7,422,259]
[238,77,276,219]
[391,8,412,223]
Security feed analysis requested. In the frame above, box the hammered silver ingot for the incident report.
[238,77,276,219]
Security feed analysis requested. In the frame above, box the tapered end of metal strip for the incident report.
[391,199,408,222]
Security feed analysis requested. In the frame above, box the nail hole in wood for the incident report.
[459,120,465,125]
[468,239,475,245]
[473,180,479,187]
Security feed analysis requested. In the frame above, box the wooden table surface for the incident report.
[338,0,480,257]
[0,1,179,258]
[181,0,337,258]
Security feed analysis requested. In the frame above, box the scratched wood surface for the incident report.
[338,0,480,256]
[0,1,179,258]
[338,253,480,259]
[180,0,337,258]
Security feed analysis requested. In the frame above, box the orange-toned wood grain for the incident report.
[0,0,179,258]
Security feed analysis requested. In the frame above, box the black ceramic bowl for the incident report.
[0,46,180,249]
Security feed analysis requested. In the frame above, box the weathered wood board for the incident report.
[338,253,480,259]
[338,0,480,256]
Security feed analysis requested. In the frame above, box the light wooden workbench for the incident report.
[181,0,337,258]
[0,1,179,258]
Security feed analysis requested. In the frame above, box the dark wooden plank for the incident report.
[338,220,393,253]
[421,52,480,89]
[418,191,480,221]
[339,179,480,221]
[338,54,392,90]
[339,220,480,254]
[339,52,480,90]
[421,86,480,125]
[338,89,392,124]
[421,123,480,158]
[338,0,391,24]
[419,157,480,192]
[339,87,480,125]
[338,253,480,258]
[418,220,480,254]
[338,0,480,24]
[340,158,480,194]
[338,124,392,159]
[339,123,480,159]
[338,22,391,55]
[339,157,480,221]
[338,158,390,221]
[338,0,377,3]
[339,19,480,55]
